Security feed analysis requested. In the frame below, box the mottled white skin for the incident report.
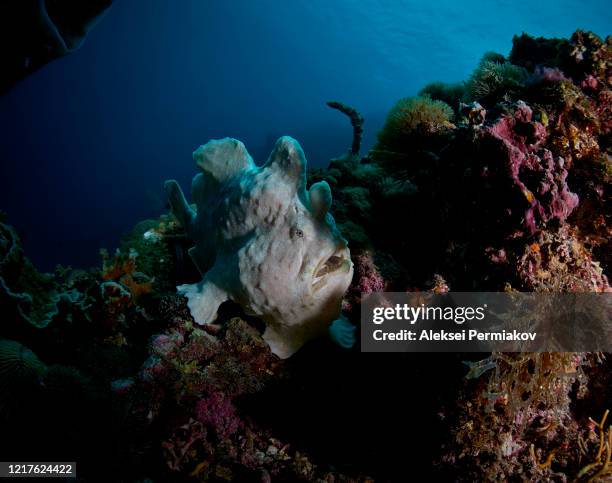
[165,137,353,358]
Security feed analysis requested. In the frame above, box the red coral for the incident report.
[150,331,184,358]
[580,74,599,92]
[353,251,386,294]
[101,248,137,281]
[533,66,569,83]
[485,101,579,234]
[195,392,241,439]
[139,355,168,382]
[343,251,386,313]
[595,89,612,135]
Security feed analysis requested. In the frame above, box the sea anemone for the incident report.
[465,56,528,106]
[375,95,454,153]
[419,81,466,113]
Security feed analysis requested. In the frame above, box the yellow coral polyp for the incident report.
[376,95,454,152]
[523,189,535,203]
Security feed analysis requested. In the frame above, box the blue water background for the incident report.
[0,0,609,270]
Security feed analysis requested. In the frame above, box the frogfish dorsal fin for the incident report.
[193,138,255,184]
[261,136,308,204]
[264,136,307,186]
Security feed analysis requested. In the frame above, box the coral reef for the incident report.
[101,248,154,302]
[464,54,528,106]
[516,225,609,292]
[126,297,370,480]
[419,81,466,113]
[374,95,454,155]
[343,251,386,315]
[165,137,354,358]
[575,409,612,481]
[482,100,579,235]
[0,28,610,483]
[0,221,65,329]
[440,354,612,482]
[459,101,486,126]
[308,28,611,481]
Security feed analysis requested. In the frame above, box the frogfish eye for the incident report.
[291,227,304,238]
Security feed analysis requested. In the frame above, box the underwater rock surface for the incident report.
[0,220,66,329]
[166,136,353,358]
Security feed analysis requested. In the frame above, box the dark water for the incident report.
[0,0,608,270]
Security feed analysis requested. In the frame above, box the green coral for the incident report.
[509,32,570,71]
[480,51,507,64]
[419,81,466,113]
[352,162,384,183]
[377,176,417,199]
[465,55,528,106]
[340,186,372,215]
[308,167,340,189]
[326,153,385,187]
[375,95,454,153]
[336,220,371,250]
[0,222,63,329]
[118,215,184,292]
[509,31,609,82]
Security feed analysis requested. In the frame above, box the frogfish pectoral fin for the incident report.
[177,279,227,325]
[329,315,356,349]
